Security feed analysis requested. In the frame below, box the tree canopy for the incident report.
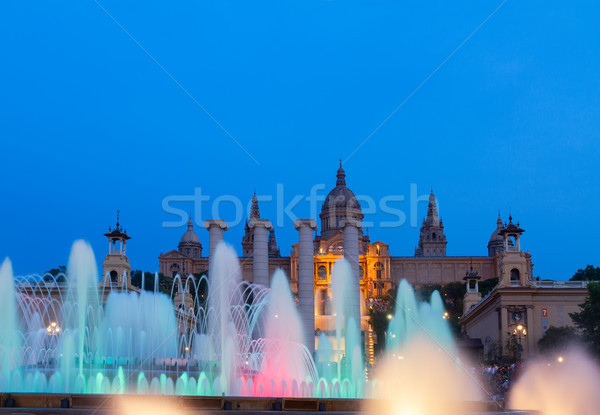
[569,282,600,356]
[130,270,173,295]
[43,265,67,282]
[569,265,600,281]
[537,326,580,355]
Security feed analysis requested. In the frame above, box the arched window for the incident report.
[170,263,180,278]
[359,266,364,280]
[110,270,118,283]
[432,232,436,240]
[510,268,520,282]
[318,266,327,281]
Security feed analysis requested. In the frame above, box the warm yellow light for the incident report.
[557,356,564,363]
[51,322,57,327]
[387,314,393,320]
[184,347,189,351]
[517,325,523,331]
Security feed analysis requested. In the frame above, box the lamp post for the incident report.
[46,321,60,336]
[513,324,527,360]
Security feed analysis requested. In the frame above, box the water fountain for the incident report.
[0,241,320,396]
[508,347,600,414]
[0,237,506,413]
[365,280,482,415]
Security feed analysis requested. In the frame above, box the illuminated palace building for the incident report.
[158,164,532,336]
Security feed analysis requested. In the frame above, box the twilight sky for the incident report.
[1,0,599,280]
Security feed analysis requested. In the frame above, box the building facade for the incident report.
[158,165,531,333]
[460,217,588,360]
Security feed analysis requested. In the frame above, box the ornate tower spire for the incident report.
[268,229,281,257]
[415,188,447,257]
[250,191,261,219]
[425,188,439,225]
[336,162,346,186]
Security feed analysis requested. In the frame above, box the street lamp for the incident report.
[46,321,60,336]
[513,324,527,360]
[443,311,449,320]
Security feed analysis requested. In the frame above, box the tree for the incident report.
[441,281,466,314]
[569,282,600,355]
[416,284,443,302]
[43,265,67,282]
[130,270,173,295]
[504,332,521,362]
[537,326,580,355]
[479,277,498,297]
[569,265,600,281]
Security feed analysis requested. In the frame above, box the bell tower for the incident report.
[463,263,482,314]
[101,210,132,289]
[497,215,532,288]
[415,189,447,257]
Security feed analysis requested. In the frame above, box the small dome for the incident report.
[489,213,503,242]
[180,219,200,245]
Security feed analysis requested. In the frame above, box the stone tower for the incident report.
[496,215,533,288]
[101,210,132,288]
[415,189,447,257]
[463,264,482,314]
[268,229,281,257]
[242,192,261,257]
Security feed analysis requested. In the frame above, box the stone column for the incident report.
[295,219,317,355]
[204,219,229,272]
[249,219,273,287]
[526,305,535,358]
[342,219,361,325]
[499,306,509,357]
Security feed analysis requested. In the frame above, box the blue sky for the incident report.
[1,0,599,280]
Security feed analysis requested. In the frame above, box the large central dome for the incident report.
[319,163,363,239]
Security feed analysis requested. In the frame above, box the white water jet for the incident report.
[65,240,100,375]
[330,259,364,395]
[509,348,600,414]
[0,258,21,386]
[207,242,243,395]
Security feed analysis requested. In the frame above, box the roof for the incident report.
[104,228,131,240]
[499,215,525,235]
[104,210,130,240]
[463,266,482,281]
[179,218,201,245]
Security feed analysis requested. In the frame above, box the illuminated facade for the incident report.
[158,165,533,333]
